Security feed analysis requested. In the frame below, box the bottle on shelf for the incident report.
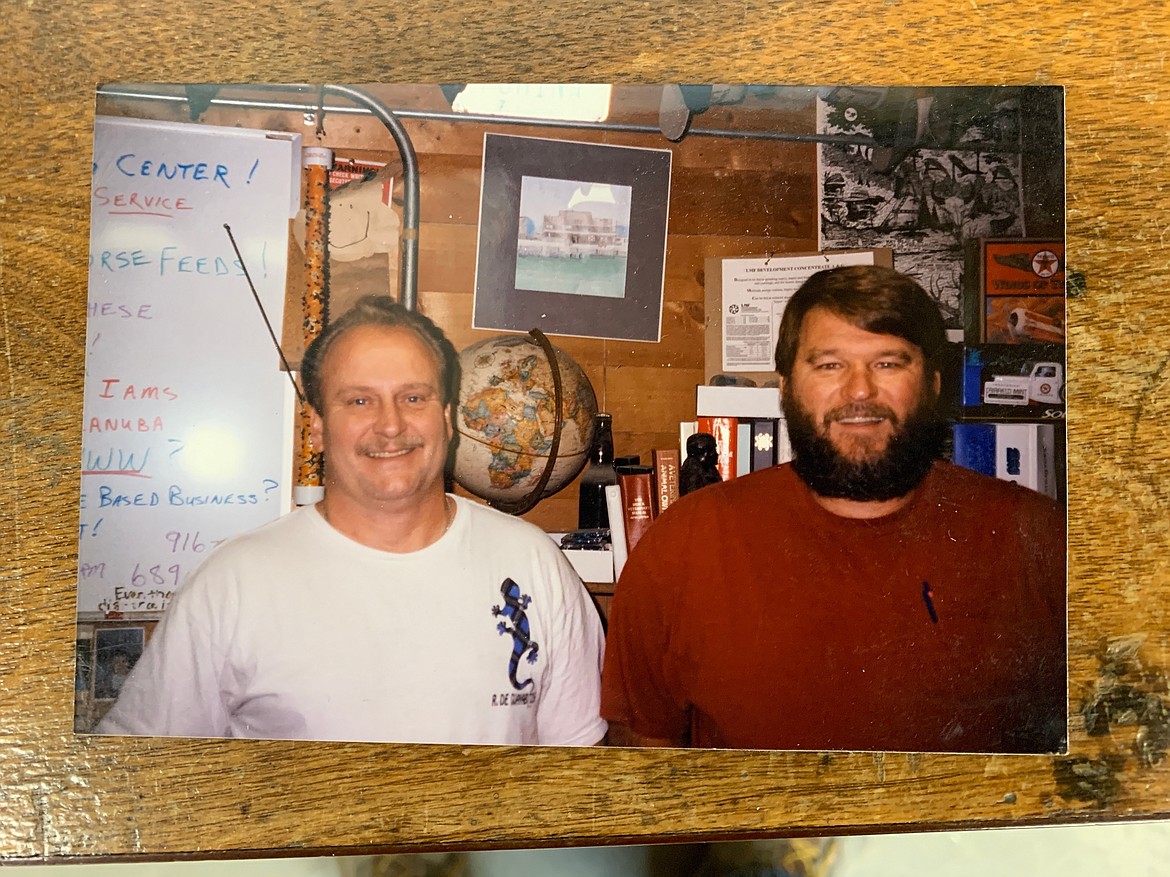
[577,412,618,530]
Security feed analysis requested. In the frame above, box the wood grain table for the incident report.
[1,0,1168,863]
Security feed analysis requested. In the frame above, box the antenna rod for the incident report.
[223,223,307,405]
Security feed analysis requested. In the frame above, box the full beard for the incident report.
[783,394,946,503]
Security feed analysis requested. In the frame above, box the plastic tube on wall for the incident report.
[294,146,333,506]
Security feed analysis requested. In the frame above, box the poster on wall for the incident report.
[718,250,888,373]
[472,133,671,342]
[973,238,1066,343]
[817,86,1062,328]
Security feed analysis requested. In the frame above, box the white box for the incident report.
[995,423,1058,499]
[547,533,615,583]
[695,384,782,418]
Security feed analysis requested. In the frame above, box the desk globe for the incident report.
[453,333,598,512]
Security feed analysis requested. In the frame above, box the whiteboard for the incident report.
[78,116,301,616]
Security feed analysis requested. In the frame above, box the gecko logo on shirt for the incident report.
[492,577,540,693]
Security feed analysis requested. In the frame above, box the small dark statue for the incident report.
[679,432,722,497]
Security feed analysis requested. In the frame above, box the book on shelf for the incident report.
[736,422,752,477]
[951,422,1058,499]
[747,418,780,472]
[617,465,655,553]
[778,420,793,465]
[997,423,1058,499]
[693,379,793,477]
[697,416,737,481]
[951,423,996,477]
[686,417,793,473]
[651,448,680,516]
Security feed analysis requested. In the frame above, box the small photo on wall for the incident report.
[515,176,632,298]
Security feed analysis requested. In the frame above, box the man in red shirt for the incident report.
[601,265,1066,753]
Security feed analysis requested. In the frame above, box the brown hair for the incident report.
[774,265,947,379]
[301,296,460,412]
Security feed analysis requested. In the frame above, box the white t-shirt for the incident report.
[98,497,607,746]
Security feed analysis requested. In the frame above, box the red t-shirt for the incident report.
[601,462,1066,753]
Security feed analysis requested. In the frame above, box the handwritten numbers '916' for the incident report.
[165,530,223,554]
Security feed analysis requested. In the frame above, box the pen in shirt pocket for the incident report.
[922,581,939,624]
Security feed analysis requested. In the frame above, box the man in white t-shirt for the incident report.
[99,297,607,745]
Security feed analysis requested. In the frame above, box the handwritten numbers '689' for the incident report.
[131,562,182,589]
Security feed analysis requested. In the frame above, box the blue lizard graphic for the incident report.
[492,577,540,691]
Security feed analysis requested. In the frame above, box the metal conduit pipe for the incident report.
[316,84,419,311]
[96,84,887,148]
[100,84,422,311]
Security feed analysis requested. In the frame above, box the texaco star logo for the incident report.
[1032,250,1060,278]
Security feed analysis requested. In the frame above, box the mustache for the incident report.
[823,403,898,425]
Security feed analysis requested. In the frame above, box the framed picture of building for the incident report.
[472,133,671,342]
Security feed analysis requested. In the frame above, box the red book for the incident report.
[697,416,738,482]
[617,466,655,553]
[651,448,680,516]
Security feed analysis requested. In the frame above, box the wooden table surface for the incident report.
[2,0,1168,863]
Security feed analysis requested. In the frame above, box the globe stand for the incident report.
[486,327,566,516]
